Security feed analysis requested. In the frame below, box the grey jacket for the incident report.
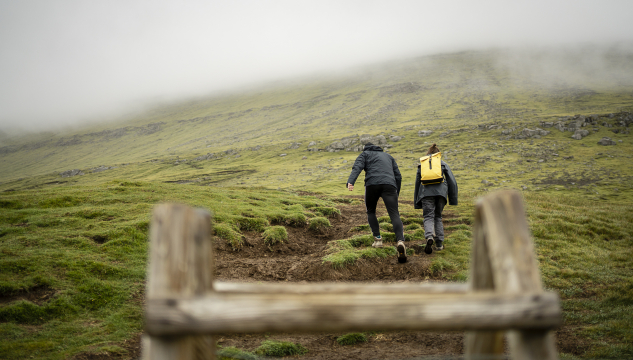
[414,160,458,208]
[347,145,402,193]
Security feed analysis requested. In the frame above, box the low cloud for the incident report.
[1,0,633,132]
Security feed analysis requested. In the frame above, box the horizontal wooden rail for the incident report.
[213,281,470,294]
[146,291,561,336]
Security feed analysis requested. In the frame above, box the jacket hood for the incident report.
[364,144,383,152]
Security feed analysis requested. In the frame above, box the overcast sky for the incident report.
[1,0,633,131]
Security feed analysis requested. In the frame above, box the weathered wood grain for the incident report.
[476,190,559,360]
[213,281,469,294]
[143,204,215,360]
[465,209,504,356]
[146,291,561,336]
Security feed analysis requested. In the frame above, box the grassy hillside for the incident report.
[1,49,633,358]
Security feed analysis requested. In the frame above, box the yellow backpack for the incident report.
[419,152,443,185]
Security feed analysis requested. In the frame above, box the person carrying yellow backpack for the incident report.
[414,143,458,253]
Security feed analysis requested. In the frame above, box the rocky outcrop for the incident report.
[60,169,84,177]
[324,134,389,152]
[597,137,617,146]
[194,153,216,161]
[515,128,550,139]
[91,165,116,173]
[571,129,589,140]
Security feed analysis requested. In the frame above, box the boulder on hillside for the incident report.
[389,135,403,142]
[418,130,433,137]
[60,169,84,177]
[249,145,262,151]
[308,141,317,146]
[597,137,617,146]
[91,165,115,173]
[554,122,567,132]
[195,153,216,161]
[286,142,301,149]
[516,128,550,139]
[571,129,589,140]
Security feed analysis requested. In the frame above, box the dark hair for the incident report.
[427,143,440,155]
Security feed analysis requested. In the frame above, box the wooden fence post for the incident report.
[142,204,216,360]
[467,190,558,360]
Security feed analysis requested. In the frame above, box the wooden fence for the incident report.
[142,190,560,360]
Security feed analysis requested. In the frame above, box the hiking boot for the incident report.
[435,241,444,251]
[424,238,434,254]
[372,235,383,248]
[397,240,407,263]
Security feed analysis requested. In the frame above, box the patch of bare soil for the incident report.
[71,334,141,360]
[0,285,56,305]
[72,197,590,359]
[212,199,463,359]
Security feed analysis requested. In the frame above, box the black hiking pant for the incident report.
[365,184,404,241]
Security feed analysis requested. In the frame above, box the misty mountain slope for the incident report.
[1,49,633,199]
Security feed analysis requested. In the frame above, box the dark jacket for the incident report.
[414,160,458,208]
[347,145,402,193]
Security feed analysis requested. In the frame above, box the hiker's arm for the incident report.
[392,158,402,196]
[414,166,422,209]
[444,164,458,206]
[346,153,365,189]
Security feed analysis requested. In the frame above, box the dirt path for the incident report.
[73,198,585,359]
[214,199,465,359]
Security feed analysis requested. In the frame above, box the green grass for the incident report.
[217,346,259,360]
[1,48,633,358]
[262,225,288,246]
[336,332,367,345]
[308,216,331,231]
[0,182,337,359]
[254,340,308,357]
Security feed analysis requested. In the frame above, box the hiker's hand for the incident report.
[347,183,354,191]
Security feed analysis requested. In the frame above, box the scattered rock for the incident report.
[91,165,115,173]
[308,141,317,146]
[563,156,574,160]
[389,135,403,142]
[279,154,287,157]
[418,130,433,137]
[571,129,589,140]
[60,169,84,177]
[194,153,216,161]
[302,156,307,160]
[597,137,617,146]
[249,145,262,151]
[286,142,301,149]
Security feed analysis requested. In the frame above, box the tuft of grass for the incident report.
[217,346,258,360]
[429,257,457,276]
[262,226,288,246]
[233,216,269,232]
[323,245,397,268]
[351,224,370,231]
[214,223,243,250]
[308,217,331,232]
[255,340,308,357]
[336,332,367,345]
[313,206,341,218]
[379,222,393,231]
[404,223,421,231]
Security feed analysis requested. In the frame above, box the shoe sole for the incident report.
[397,243,407,263]
[424,239,434,254]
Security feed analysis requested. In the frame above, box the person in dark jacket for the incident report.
[347,143,407,263]
[414,143,458,254]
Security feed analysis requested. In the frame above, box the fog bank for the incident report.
[1,0,633,131]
